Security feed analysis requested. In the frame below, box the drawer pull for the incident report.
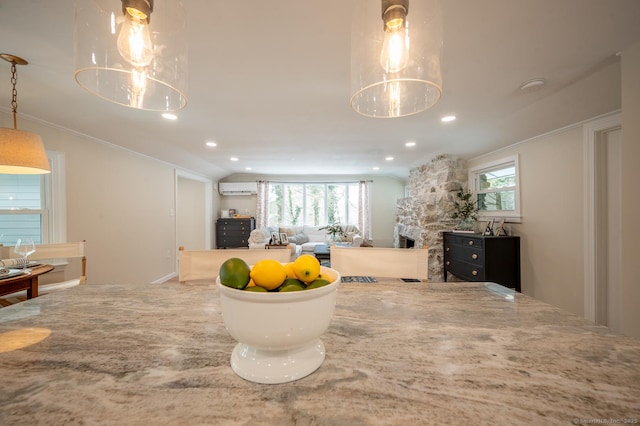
[446,247,450,252]
[472,270,478,276]
[468,240,474,246]
[471,254,478,260]
[445,261,450,266]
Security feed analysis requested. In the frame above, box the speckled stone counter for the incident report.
[1,280,639,425]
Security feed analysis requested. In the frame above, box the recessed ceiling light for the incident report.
[162,113,178,120]
[519,78,546,93]
[373,166,380,171]
[385,156,394,161]
[405,141,416,147]
[245,167,252,170]
[441,115,456,122]
[230,157,239,162]
[205,141,217,147]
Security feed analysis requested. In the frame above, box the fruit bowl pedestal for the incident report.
[216,266,340,384]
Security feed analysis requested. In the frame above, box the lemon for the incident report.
[293,254,321,283]
[219,258,251,289]
[284,262,298,279]
[250,259,287,290]
[319,272,336,283]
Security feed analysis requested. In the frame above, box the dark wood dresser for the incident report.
[216,218,255,248]
[443,231,521,292]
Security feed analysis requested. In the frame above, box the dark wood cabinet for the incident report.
[216,218,255,248]
[443,232,521,292]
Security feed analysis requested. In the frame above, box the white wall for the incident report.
[219,174,406,247]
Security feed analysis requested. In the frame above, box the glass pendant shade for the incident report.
[74,0,187,111]
[350,0,442,118]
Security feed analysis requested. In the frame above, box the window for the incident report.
[0,151,65,245]
[469,155,521,221]
[268,182,360,226]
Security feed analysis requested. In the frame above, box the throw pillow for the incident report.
[279,226,297,236]
[288,232,309,245]
[248,229,267,244]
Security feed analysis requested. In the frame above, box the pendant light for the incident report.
[74,0,187,111]
[0,54,50,175]
[350,0,442,118]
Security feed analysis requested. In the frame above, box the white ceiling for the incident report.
[1,0,639,180]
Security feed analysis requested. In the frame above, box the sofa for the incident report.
[248,225,363,260]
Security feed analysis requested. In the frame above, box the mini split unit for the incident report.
[218,182,258,196]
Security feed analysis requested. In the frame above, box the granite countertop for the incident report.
[0,280,639,425]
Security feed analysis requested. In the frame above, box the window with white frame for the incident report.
[469,155,521,221]
[0,151,65,245]
[267,182,360,226]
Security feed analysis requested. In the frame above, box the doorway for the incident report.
[175,170,212,252]
[583,113,622,332]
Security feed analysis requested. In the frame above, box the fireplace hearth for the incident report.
[399,236,415,249]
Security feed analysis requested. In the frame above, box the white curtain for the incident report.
[256,180,269,229]
[358,180,371,241]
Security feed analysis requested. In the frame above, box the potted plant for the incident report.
[451,190,479,231]
[319,223,347,242]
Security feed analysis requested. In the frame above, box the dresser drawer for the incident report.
[443,232,520,292]
[445,260,485,281]
[445,244,483,266]
[216,218,255,248]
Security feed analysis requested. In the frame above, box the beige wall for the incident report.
[468,126,586,315]
[219,174,406,247]
[621,40,640,338]
[0,113,185,284]
[177,176,207,250]
[465,41,640,338]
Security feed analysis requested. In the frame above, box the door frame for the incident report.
[174,169,213,271]
[583,112,621,323]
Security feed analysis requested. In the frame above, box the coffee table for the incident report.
[313,244,331,263]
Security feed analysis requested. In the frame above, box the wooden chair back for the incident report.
[329,246,429,281]
[178,247,291,282]
[0,241,87,295]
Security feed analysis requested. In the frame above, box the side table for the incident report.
[0,264,55,299]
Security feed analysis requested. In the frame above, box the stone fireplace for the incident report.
[394,155,469,281]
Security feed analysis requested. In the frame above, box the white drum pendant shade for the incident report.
[74,0,187,111]
[350,0,442,118]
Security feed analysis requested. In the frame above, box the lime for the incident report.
[219,258,251,289]
[306,279,330,290]
[279,284,304,292]
[282,278,305,288]
[245,285,267,292]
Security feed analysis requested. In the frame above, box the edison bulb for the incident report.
[117,11,154,68]
[380,17,409,73]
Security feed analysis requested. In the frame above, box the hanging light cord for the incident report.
[10,61,19,129]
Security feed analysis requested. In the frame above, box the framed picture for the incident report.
[271,232,280,244]
[495,219,507,236]
[279,233,289,244]
[228,208,237,217]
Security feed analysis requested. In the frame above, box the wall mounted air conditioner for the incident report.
[218,182,258,196]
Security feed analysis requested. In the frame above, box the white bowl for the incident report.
[216,266,340,384]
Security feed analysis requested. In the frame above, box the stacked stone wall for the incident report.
[395,154,469,281]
